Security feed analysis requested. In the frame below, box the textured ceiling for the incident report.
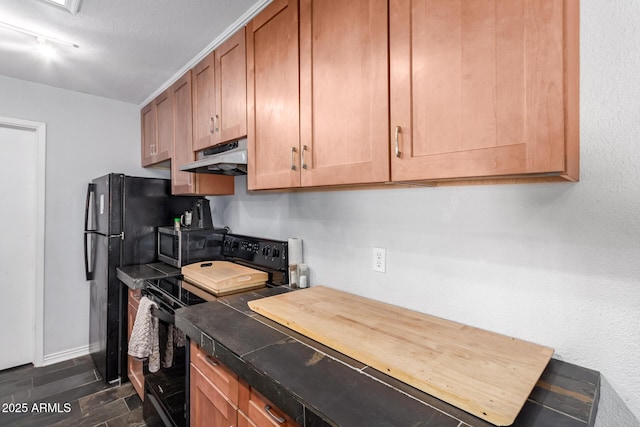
[0,0,266,105]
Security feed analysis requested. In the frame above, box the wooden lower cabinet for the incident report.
[190,341,239,426]
[190,364,238,427]
[127,289,144,400]
[238,411,257,427]
[239,381,299,427]
[190,341,299,427]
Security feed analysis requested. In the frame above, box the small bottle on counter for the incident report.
[298,264,309,288]
[174,217,181,231]
[288,264,299,289]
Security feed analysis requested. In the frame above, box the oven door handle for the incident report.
[150,306,175,324]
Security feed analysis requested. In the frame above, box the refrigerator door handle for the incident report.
[84,183,96,281]
[84,183,96,232]
[84,232,95,281]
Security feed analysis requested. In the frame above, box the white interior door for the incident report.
[0,123,39,370]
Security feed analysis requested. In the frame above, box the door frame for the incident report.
[0,116,46,367]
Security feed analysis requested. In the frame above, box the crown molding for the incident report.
[139,0,272,107]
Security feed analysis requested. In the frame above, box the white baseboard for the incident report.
[42,345,91,367]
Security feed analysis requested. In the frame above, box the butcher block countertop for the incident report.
[249,287,553,426]
[175,286,601,427]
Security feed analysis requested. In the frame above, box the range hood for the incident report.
[180,139,247,176]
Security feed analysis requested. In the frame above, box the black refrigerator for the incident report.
[83,173,202,384]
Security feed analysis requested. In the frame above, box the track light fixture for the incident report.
[0,21,79,49]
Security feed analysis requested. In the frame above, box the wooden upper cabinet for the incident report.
[248,0,389,190]
[171,72,194,194]
[214,29,247,145]
[140,102,156,166]
[155,90,173,162]
[193,28,248,152]
[192,52,216,152]
[247,0,301,190]
[299,0,389,187]
[389,0,579,182]
[141,90,171,167]
[171,72,234,196]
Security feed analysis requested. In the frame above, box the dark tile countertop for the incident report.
[116,262,181,289]
[175,287,601,427]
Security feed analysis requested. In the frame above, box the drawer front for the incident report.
[246,387,299,427]
[190,341,239,406]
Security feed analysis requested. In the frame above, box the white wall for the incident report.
[0,0,636,424]
[211,1,640,426]
[0,75,166,360]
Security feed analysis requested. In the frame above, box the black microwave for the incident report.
[157,226,226,268]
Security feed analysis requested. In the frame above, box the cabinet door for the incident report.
[214,28,247,145]
[192,52,216,152]
[390,0,579,182]
[172,72,195,194]
[140,102,156,166]
[127,289,144,400]
[190,364,238,427]
[247,0,301,190]
[141,92,171,167]
[154,89,172,163]
[299,0,389,187]
[171,72,235,195]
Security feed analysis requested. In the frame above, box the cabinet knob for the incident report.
[290,147,297,171]
[395,126,401,158]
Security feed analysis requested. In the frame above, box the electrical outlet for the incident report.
[373,247,386,273]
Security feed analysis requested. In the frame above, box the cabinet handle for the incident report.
[395,126,401,158]
[264,405,286,424]
[209,117,215,134]
[204,355,219,367]
[290,147,297,171]
[214,114,219,132]
[301,145,308,170]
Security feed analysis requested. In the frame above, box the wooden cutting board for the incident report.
[182,261,267,296]
[248,286,553,426]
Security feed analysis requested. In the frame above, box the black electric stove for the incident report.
[141,233,290,427]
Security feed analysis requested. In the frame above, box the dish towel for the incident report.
[160,325,187,368]
[128,296,161,372]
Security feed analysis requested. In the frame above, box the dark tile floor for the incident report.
[0,355,146,426]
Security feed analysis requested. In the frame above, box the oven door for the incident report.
[141,288,188,427]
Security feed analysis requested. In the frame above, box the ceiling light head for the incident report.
[36,38,55,58]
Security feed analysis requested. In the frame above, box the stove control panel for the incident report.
[222,234,288,272]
